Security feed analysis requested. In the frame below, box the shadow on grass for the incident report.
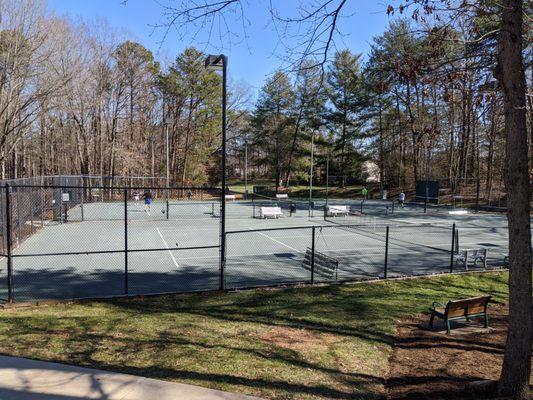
[0,272,509,400]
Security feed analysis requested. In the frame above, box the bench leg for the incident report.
[484,314,489,328]
[429,313,435,329]
[446,319,451,334]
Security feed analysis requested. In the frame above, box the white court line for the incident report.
[249,228,302,253]
[156,227,180,268]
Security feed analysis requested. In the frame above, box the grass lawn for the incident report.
[229,182,368,200]
[0,272,508,399]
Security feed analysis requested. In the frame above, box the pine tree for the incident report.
[252,71,294,191]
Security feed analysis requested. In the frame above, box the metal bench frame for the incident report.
[454,248,488,270]
[325,205,349,217]
[429,295,491,334]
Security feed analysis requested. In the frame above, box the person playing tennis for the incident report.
[143,189,152,212]
[399,191,406,208]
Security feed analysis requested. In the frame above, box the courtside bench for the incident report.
[325,205,349,217]
[301,248,338,281]
[454,248,488,270]
[260,206,283,219]
[429,295,491,334]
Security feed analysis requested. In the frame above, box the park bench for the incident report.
[325,205,349,217]
[453,248,488,270]
[301,248,338,281]
[260,206,283,219]
[225,194,236,201]
[429,295,491,334]
[276,194,289,199]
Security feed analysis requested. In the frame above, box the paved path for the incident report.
[0,356,261,400]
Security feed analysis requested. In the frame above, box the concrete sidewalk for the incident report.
[0,356,262,400]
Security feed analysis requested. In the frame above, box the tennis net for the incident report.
[323,218,456,253]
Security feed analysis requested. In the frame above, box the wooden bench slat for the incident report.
[301,248,338,280]
[429,295,491,334]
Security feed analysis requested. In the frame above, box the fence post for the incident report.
[475,178,480,213]
[40,186,45,227]
[124,189,128,294]
[311,226,316,284]
[5,184,13,303]
[220,232,226,290]
[384,226,389,279]
[29,187,34,233]
[81,186,85,222]
[16,188,21,243]
[450,223,456,273]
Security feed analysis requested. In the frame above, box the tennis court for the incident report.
[0,196,511,302]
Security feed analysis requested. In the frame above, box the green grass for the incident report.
[229,182,368,200]
[0,272,508,399]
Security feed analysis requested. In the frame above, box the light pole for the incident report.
[165,124,170,190]
[205,54,227,291]
[424,144,429,213]
[244,141,248,197]
[308,130,314,217]
[325,155,329,207]
[424,137,432,214]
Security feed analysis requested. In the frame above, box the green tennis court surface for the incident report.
[0,199,511,302]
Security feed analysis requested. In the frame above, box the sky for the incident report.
[47,0,393,93]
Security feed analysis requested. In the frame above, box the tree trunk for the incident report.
[496,1,532,398]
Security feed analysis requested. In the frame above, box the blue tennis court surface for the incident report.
[0,199,511,302]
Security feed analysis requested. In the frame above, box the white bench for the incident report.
[454,248,488,270]
[326,205,349,217]
[260,206,283,219]
[276,194,289,199]
[225,194,236,201]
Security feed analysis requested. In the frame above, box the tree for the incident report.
[494,0,531,397]
[284,61,326,187]
[326,50,366,187]
[252,71,294,190]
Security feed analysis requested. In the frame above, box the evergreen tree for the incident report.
[325,50,366,187]
[252,71,294,190]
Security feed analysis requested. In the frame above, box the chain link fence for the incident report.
[0,175,510,303]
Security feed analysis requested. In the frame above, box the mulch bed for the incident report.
[387,303,531,399]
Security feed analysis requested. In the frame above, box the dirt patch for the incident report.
[387,303,532,399]
[258,326,338,352]
[258,326,338,350]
